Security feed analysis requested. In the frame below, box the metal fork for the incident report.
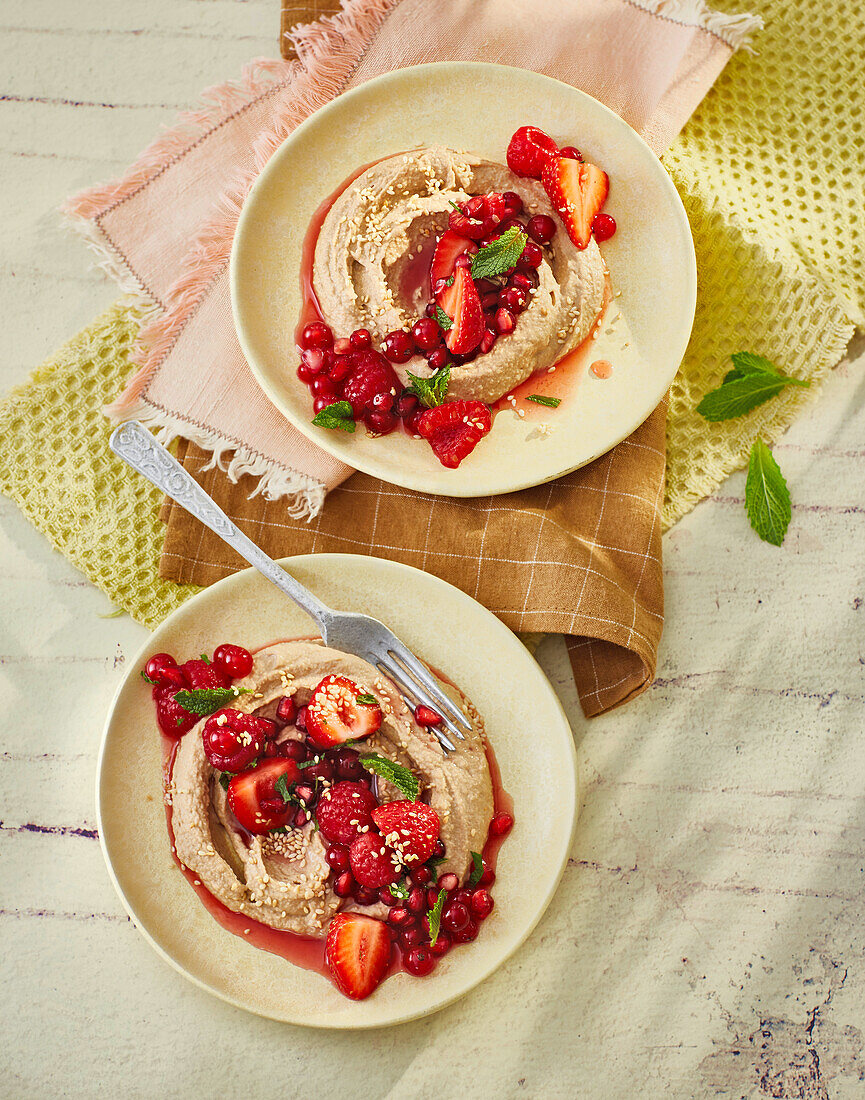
[110,421,469,751]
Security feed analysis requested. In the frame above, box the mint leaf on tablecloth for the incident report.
[745,438,791,546]
[470,226,528,280]
[172,686,251,715]
[312,400,356,432]
[359,754,420,801]
[407,367,450,409]
[698,353,809,421]
[723,350,784,383]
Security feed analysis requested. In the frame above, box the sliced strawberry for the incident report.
[438,265,484,355]
[506,126,559,179]
[349,830,402,888]
[305,675,383,749]
[430,229,474,292]
[372,801,441,866]
[180,658,230,691]
[541,155,609,250]
[417,400,492,469]
[325,913,392,1000]
[316,781,378,845]
[226,758,300,834]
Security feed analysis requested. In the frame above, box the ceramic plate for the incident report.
[97,555,578,1027]
[231,62,695,497]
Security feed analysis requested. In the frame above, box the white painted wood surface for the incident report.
[2,2,863,1095]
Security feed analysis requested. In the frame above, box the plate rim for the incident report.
[230,60,696,498]
[96,553,579,1028]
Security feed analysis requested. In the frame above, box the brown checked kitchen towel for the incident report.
[65,0,760,716]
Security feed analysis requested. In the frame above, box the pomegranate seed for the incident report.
[479,866,496,888]
[333,336,352,355]
[263,741,279,757]
[500,287,527,313]
[404,945,437,976]
[451,918,479,944]
[293,808,309,827]
[378,885,400,907]
[329,354,354,383]
[424,301,438,318]
[437,872,459,892]
[160,666,187,689]
[312,397,331,414]
[387,907,413,929]
[275,695,297,725]
[495,307,516,335]
[411,317,443,350]
[466,195,486,216]
[470,888,495,919]
[367,410,399,435]
[399,926,426,950]
[333,747,363,780]
[427,347,449,371]
[490,811,514,837]
[442,901,470,933]
[511,272,534,293]
[410,865,432,886]
[297,361,316,383]
[502,190,524,215]
[325,845,350,873]
[429,932,452,957]
[396,392,420,419]
[414,705,442,727]
[354,886,380,906]
[304,758,334,782]
[516,266,539,289]
[280,739,310,763]
[406,409,425,435]
[301,347,328,375]
[294,783,315,807]
[426,887,441,909]
[299,321,333,350]
[371,391,395,412]
[526,214,557,244]
[454,254,473,269]
[407,886,426,913]
[350,328,372,350]
[144,653,180,687]
[211,642,253,677]
[381,330,416,363]
[481,291,500,311]
[311,376,337,400]
[560,145,582,161]
[519,241,544,268]
[294,706,308,732]
[475,278,497,295]
[432,839,446,859]
[452,888,473,908]
[592,212,617,242]
[480,329,498,354]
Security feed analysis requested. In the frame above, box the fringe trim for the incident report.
[110,399,328,521]
[627,0,763,50]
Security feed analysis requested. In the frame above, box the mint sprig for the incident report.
[697,352,809,422]
[172,686,251,716]
[407,367,450,410]
[275,773,293,805]
[312,400,356,433]
[388,880,410,901]
[745,438,791,546]
[426,888,447,947]
[525,395,561,408]
[434,305,453,331]
[468,851,484,887]
[470,226,528,281]
[140,670,157,685]
[359,754,420,801]
[356,693,378,705]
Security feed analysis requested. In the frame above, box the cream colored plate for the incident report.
[231,62,695,497]
[97,555,578,1027]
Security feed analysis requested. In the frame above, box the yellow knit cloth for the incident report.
[0,0,861,625]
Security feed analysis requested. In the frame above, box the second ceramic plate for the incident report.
[232,62,696,497]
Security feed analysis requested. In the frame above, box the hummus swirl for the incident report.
[169,640,493,939]
[312,145,607,404]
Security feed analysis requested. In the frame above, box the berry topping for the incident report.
[275,695,298,726]
[226,758,300,834]
[494,307,516,335]
[438,265,484,355]
[325,913,392,1000]
[381,330,416,364]
[349,328,372,350]
[180,658,230,691]
[371,800,441,865]
[153,684,198,737]
[212,644,253,679]
[506,125,559,179]
[417,400,492,469]
[325,844,351,873]
[305,675,384,747]
[414,704,442,727]
[541,155,609,250]
[411,317,443,351]
[502,190,524,216]
[591,212,617,242]
[144,653,183,688]
[470,887,495,919]
[342,352,401,421]
[490,810,515,836]
[202,708,273,772]
[404,945,437,976]
[315,781,378,845]
[447,204,487,240]
[299,321,334,350]
[526,214,557,245]
[430,228,475,290]
[348,830,402,888]
[559,145,583,161]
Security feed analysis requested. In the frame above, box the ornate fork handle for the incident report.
[110,422,333,629]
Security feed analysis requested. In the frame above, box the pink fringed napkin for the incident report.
[65,0,760,518]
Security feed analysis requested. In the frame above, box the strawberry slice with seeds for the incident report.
[349,830,402,888]
[506,125,559,179]
[372,800,441,866]
[305,675,383,748]
[417,400,492,469]
[541,155,609,250]
[438,265,484,355]
[430,229,474,293]
[325,913,392,1000]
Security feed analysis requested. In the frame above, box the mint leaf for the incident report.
[312,400,356,433]
[270,825,289,834]
[388,880,410,901]
[426,889,447,947]
[172,686,251,716]
[525,395,561,408]
[469,851,484,887]
[470,226,528,281]
[448,199,463,214]
[140,670,157,685]
[356,693,378,705]
[297,756,320,770]
[359,754,420,801]
[697,354,809,421]
[434,305,453,331]
[443,275,454,288]
[407,367,450,409]
[200,653,211,664]
[275,773,294,805]
[218,772,231,791]
[745,438,791,546]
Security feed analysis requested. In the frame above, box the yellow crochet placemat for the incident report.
[0,0,861,626]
